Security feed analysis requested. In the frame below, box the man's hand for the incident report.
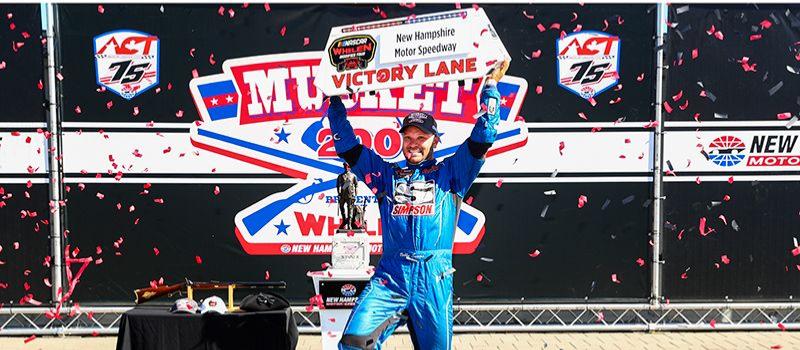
[488,60,510,83]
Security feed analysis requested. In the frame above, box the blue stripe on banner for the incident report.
[457,209,479,235]
[198,80,236,98]
[499,106,511,121]
[197,128,343,174]
[207,104,238,121]
[496,82,518,96]
[496,83,520,121]
[242,180,335,235]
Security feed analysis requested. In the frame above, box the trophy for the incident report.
[330,163,371,270]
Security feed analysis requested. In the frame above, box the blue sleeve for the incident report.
[440,81,500,198]
[326,96,390,192]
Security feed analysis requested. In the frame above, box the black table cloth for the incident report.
[116,306,298,350]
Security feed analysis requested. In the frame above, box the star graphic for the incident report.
[225,95,234,103]
[274,220,290,235]
[500,97,508,106]
[275,127,291,143]
[210,98,219,106]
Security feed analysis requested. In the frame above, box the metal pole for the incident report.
[650,1,668,307]
[45,2,65,304]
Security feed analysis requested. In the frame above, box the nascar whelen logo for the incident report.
[94,30,159,100]
[706,134,800,167]
[188,51,528,255]
[556,31,620,99]
[707,136,746,167]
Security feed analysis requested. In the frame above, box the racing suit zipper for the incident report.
[408,174,416,250]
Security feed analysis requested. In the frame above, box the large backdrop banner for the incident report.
[661,4,800,301]
[39,3,660,304]
[0,4,52,305]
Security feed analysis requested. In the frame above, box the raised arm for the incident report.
[441,61,509,198]
[326,96,391,188]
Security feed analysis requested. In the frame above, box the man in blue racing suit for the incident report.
[327,61,509,350]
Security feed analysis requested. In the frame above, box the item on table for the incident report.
[200,295,227,314]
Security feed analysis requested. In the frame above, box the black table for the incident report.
[116,307,298,350]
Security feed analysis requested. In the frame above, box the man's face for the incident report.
[402,126,437,165]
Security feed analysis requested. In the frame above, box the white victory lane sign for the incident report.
[315,8,511,96]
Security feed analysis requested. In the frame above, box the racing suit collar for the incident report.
[405,158,436,169]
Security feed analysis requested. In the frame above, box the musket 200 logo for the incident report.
[189,51,528,255]
[556,31,620,99]
[94,30,160,100]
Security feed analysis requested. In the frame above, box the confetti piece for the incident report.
[528,249,540,258]
[558,141,565,155]
[209,54,216,65]
[476,273,484,282]
[691,49,699,59]
[175,110,184,118]
[303,37,310,46]
[611,273,621,284]
[465,196,474,205]
[495,178,503,188]
[714,31,724,40]
[264,270,270,280]
[750,34,762,41]
[778,322,787,331]
[321,262,331,269]
[636,258,645,267]
[24,335,36,343]
[672,90,683,101]
[536,23,546,32]
[192,69,198,78]
[96,192,104,200]
[737,57,757,72]
[636,73,644,81]
[280,25,286,37]
[97,5,104,14]
[699,217,709,236]
[721,255,730,265]
[663,101,673,113]
[153,198,164,204]
[535,85,542,94]
[578,112,588,120]
[785,117,798,129]
[522,10,534,19]
[153,247,160,256]
[792,247,800,256]
[710,319,717,328]
[577,195,588,208]
[760,19,773,29]
[213,186,220,195]
[195,255,203,264]
[768,81,784,96]
[727,176,734,184]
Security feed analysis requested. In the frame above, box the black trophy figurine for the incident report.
[336,162,359,229]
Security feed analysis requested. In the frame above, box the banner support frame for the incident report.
[650,1,668,307]
[45,2,65,305]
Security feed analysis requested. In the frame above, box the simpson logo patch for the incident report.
[392,180,436,216]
